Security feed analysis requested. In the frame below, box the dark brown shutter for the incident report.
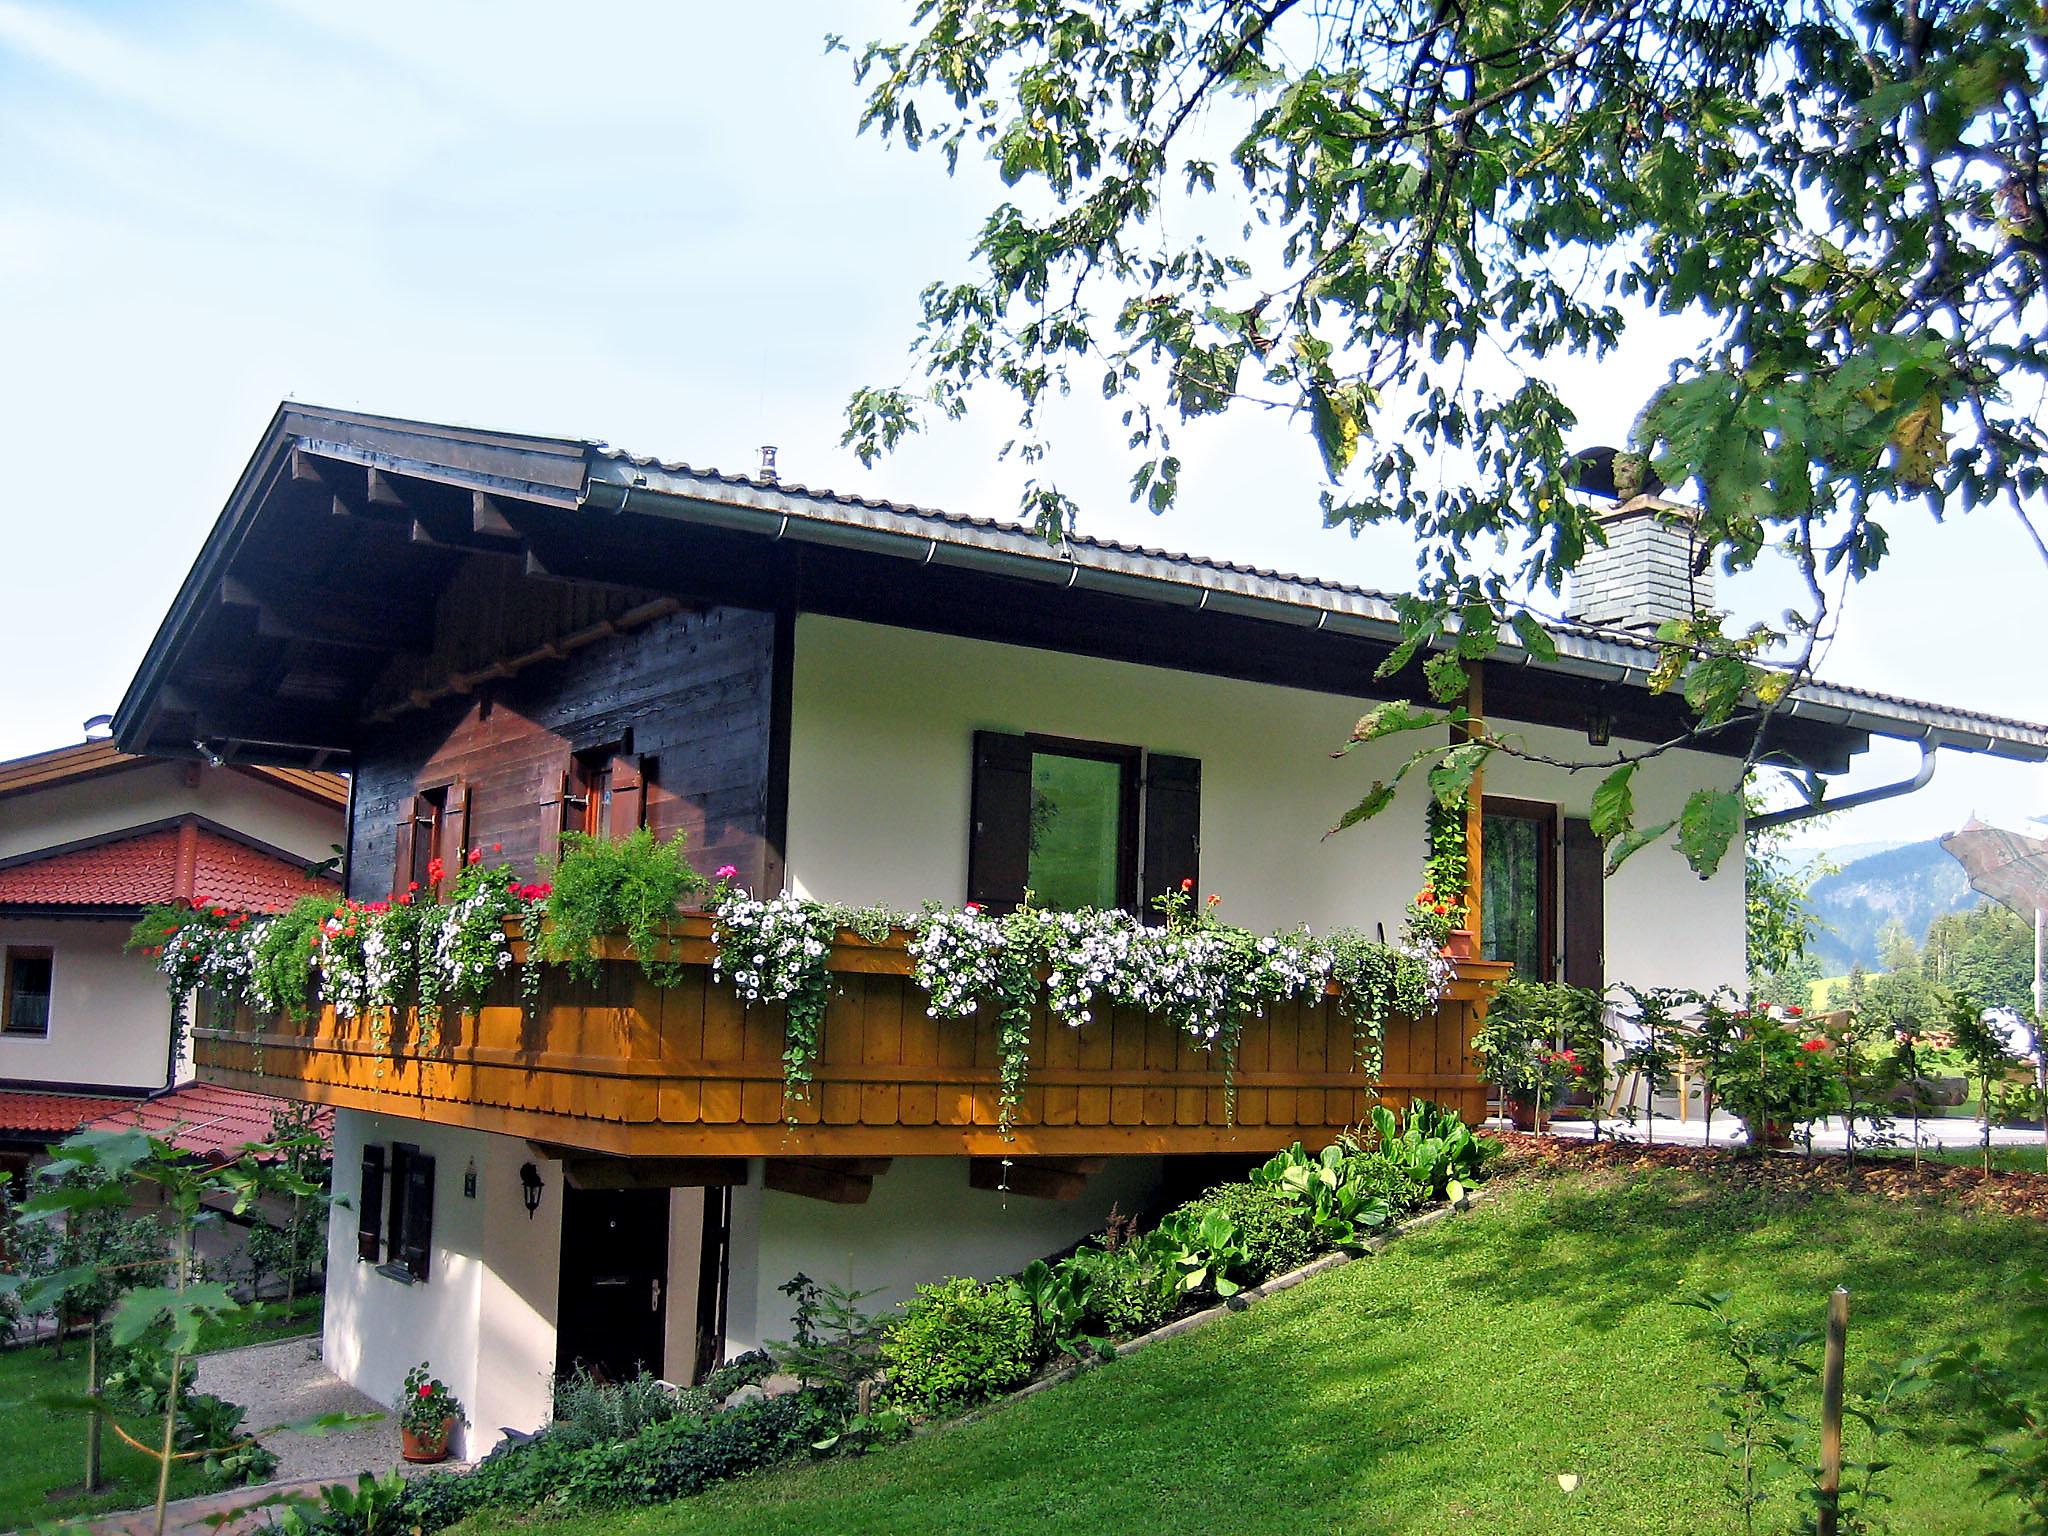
[1141,753,1201,918]
[966,731,1032,912]
[357,1145,385,1262]
[1562,816,1605,990]
[610,754,645,835]
[538,760,575,867]
[444,779,472,874]
[390,1143,434,1282]
[391,808,415,900]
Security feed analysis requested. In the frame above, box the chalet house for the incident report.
[0,734,344,1185]
[110,405,2048,1451]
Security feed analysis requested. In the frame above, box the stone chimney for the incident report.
[1565,495,1715,633]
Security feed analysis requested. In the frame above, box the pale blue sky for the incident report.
[0,0,2040,854]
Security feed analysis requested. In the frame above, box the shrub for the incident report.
[1067,1240,1179,1336]
[1343,1151,1432,1218]
[548,1369,698,1451]
[883,1276,1036,1416]
[1170,1182,1317,1283]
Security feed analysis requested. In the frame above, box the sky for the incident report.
[0,0,2041,859]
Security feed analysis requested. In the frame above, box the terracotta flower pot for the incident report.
[1755,1119,1794,1150]
[401,1416,455,1464]
[1507,1096,1539,1132]
[1441,928,1476,960]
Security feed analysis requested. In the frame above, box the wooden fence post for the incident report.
[1818,1285,1848,1536]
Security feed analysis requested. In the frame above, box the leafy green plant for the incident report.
[272,1470,413,1536]
[882,1276,1036,1417]
[1063,1226,1179,1338]
[1946,993,2022,1175]
[701,1349,774,1403]
[548,1370,695,1451]
[247,895,337,1025]
[1006,1258,1099,1362]
[1169,1180,1320,1282]
[1363,1100,1487,1202]
[1932,1280,2048,1534]
[541,828,708,986]
[1149,1207,1252,1298]
[1248,1143,1393,1252]
[1700,1004,1848,1153]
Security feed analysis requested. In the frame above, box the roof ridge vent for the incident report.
[758,445,778,484]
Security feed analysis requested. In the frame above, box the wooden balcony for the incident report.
[193,916,1508,1159]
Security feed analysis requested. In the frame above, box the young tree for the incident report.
[841,2,2048,879]
[1946,993,2020,1174]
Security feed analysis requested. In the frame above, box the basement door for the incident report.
[556,1186,670,1384]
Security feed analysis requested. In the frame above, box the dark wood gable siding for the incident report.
[347,601,779,899]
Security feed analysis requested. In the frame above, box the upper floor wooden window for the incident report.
[967,732,1198,916]
[1,947,52,1038]
[548,745,647,856]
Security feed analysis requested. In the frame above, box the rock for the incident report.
[724,1383,769,1407]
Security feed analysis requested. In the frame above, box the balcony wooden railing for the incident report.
[193,915,1509,1159]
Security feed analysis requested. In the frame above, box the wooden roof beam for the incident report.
[762,1157,890,1204]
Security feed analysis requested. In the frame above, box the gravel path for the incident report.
[189,1336,392,1484]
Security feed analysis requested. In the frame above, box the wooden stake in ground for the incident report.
[1817,1286,1848,1536]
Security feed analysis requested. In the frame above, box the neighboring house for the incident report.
[0,734,346,1185]
[109,406,2048,1449]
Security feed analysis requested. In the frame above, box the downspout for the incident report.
[1746,741,1937,831]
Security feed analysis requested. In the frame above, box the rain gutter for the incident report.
[1748,740,1938,830]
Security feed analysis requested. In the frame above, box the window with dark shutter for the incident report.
[1481,797,1559,980]
[968,731,1171,915]
[1139,754,1201,916]
[1561,817,1605,990]
[382,1142,435,1283]
[357,1146,386,1263]
[610,753,647,834]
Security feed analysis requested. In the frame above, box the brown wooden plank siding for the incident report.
[347,598,778,898]
[193,921,1507,1158]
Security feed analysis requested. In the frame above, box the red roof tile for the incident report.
[0,822,336,912]
[0,1090,138,1136]
[83,1084,332,1161]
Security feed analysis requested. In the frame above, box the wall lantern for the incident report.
[1585,702,1615,748]
[463,1160,478,1199]
[519,1162,545,1219]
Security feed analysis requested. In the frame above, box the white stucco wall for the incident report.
[0,762,339,865]
[324,1112,563,1456]
[785,615,1747,992]
[0,918,185,1089]
[723,1154,1165,1357]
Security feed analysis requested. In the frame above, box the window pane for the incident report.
[5,952,52,1037]
[1482,816,1546,978]
[1027,753,1123,910]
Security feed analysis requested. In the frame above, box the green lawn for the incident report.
[462,1160,2048,1536]
[0,1340,208,1529]
[0,1297,322,1530]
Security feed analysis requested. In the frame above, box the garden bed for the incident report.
[1487,1129,2048,1220]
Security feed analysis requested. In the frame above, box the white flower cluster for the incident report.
[906,906,1006,1018]
[435,885,515,1002]
[712,890,834,1005]
[159,921,254,1001]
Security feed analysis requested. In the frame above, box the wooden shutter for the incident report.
[390,1144,435,1282]
[538,760,575,867]
[443,779,472,874]
[357,1145,385,1262]
[1140,753,1201,918]
[391,807,416,900]
[966,731,1032,912]
[610,754,645,835]
[1561,816,1605,990]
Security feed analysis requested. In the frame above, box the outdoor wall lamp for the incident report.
[519,1162,544,1219]
[1585,702,1615,748]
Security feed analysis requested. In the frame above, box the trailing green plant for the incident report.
[881,1276,1036,1417]
[247,895,336,1024]
[543,828,707,987]
[712,890,839,1113]
[1422,792,1469,927]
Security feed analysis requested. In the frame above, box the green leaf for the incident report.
[1509,611,1558,660]
[1339,699,1448,751]
[112,1281,237,1352]
[1428,742,1489,808]
[1605,819,1675,876]
[1422,653,1468,702]
[1589,764,1637,843]
[1677,788,1742,878]
[1329,781,1395,835]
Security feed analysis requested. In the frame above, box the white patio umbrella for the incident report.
[1938,818,2048,1159]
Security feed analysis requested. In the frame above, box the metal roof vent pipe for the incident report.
[82,713,114,741]
[758,445,778,484]
[1563,447,1712,634]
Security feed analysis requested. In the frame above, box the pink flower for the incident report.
[716,864,739,881]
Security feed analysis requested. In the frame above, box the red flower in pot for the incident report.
[399,1363,464,1463]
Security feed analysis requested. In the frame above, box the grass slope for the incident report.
[465,1162,2048,1536]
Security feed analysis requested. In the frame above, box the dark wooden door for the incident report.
[557,1186,669,1383]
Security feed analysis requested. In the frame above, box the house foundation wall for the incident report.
[722,1154,1166,1357]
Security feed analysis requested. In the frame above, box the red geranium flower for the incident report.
[417,1382,434,1398]
[964,901,983,915]
[1181,877,1194,891]
[1801,1039,1828,1052]
[468,848,483,865]
[1785,1004,1804,1017]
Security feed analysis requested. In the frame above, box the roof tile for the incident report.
[0,824,337,912]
